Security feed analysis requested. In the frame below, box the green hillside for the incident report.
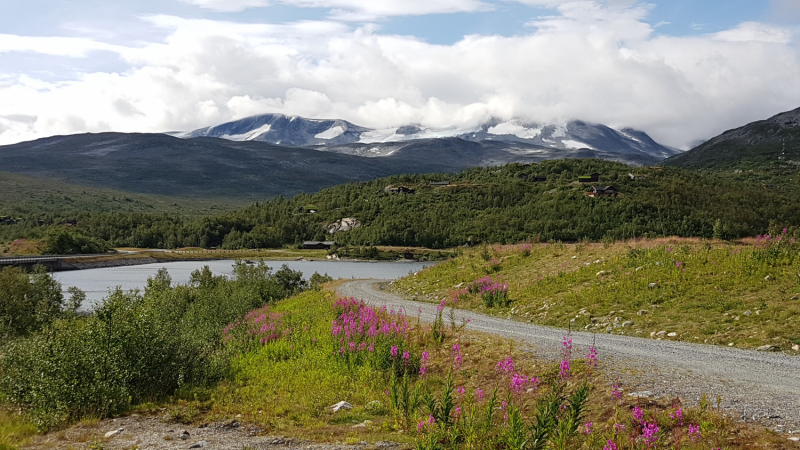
[663,106,800,170]
[0,171,247,217]
[3,159,799,251]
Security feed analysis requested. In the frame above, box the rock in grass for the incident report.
[744,310,752,316]
[188,441,208,448]
[667,332,677,337]
[180,431,190,440]
[104,428,123,438]
[628,391,654,398]
[757,345,779,352]
[656,330,666,336]
[792,344,800,352]
[330,401,353,412]
[637,310,649,316]
[352,420,373,428]
[622,321,634,327]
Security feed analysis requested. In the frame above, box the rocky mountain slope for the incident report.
[0,132,654,199]
[177,114,678,163]
[663,106,800,169]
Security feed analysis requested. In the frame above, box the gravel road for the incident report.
[338,279,800,435]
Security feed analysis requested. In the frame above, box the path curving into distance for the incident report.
[338,279,800,435]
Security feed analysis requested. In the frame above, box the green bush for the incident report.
[0,263,309,430]
[0,267,83,339]
[41,228,110,255]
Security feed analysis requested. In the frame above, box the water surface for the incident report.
[56,259,432,310]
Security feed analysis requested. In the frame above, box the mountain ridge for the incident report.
[663,106,800,169]
[176,113,679,162]
[0,132,660,199]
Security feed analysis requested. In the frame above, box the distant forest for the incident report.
[2,159,799,252]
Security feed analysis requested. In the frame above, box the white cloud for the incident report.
[0,1,799,149]
[713,22,793,44]
[179,0,270,12]
[0,34,125,57]
[178,0,492,17]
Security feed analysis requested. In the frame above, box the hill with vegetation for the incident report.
[0,131,664,202]
[2,159,800,252]
[391,237,800,353]
[663,106,800,170]
[0,171,247,217]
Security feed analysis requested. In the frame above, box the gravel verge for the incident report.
[25,414,405,450]
[337,279,800,435]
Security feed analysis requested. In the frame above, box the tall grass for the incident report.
[394,234,800,350]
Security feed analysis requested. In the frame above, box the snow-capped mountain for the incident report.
[176,114,679,164]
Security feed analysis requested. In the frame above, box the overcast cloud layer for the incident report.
[0,0,798,148]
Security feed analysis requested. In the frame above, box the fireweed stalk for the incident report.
[331,298,420,374]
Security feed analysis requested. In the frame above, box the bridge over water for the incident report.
[0,254,110,272]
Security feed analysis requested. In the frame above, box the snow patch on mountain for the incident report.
[222,124,272,141]
[488,122,542,139]
[315,126,345,140]
[562,140,593,150]
[359,128,401,143]
[616,129,642,144]
[552,125,568,138]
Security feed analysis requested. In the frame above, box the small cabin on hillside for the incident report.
[303,241,337,250]
[578,173,600,183]
[587,186,619,198]
[0,216,18,225]
[384,185,415,194]
[628,173,647,181]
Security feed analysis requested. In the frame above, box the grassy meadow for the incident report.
[2,274,794,449]
[391,234,800,353]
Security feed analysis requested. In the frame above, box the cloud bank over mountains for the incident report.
[0,0,798,148]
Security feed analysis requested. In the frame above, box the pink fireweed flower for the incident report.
[456,386,466,395]
[558,359,571,380]
[475,389,484,402]
[417,421,425,432]
[688,424,701,442]
[510,373,527,394]
[390,346,398,358]
[632,406,644,424]
[402,350,410,362]
[603,440,618,450]
[427,414,435,426]
[614,423,626,435]
[675,261,682,268]
[612,384,623,400]
[421,351,429,363]
[454,353,463,368]
[670,407,684,426]
[641,422,659,445]
[584,422,594,435]
[496,358,514,375]
[452,343,460,354]
[419,366,427,377]
[501,400,507,412]
[586,346,598,369]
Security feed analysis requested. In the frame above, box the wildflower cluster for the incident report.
[331,298,418,374]
[222,305,290,353]
[468,276,510,308]
[559,336,572,380]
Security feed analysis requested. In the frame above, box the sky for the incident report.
[0,0,799,148]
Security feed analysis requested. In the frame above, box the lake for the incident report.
[56,259,433,310]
